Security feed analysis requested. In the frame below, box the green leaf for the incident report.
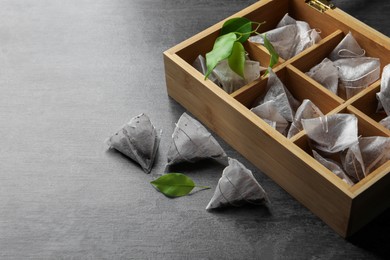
[228,41,246,78]
[263,34,279,74]
[220,17,252,43]
[151,173,210,197]
[205,32,237,79]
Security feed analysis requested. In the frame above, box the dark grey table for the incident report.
[1,0,389,259]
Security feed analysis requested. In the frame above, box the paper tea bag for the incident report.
[193,55,220,86]
[167,113,227,166]
[341,136,390,181]
[328,32,366,61]
[253,69,300,123]
[287,99,324,138]
[379,116,390,130]
[306,58,338,94]
[249,13,321,60]
[312,150,355,186]
[212,59,262,94]
[301,113,358,154]
[334,57,380,99]
[251,100,289,135]
[206,158,269,210]
[376,64,390,115]
[105,113,162,173]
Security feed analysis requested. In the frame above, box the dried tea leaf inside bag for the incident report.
[253,69,300,123]
[105,113,162,173]
[248,13,321,60]
[301,113,358,154]
[193,55,221,86]
[334,57,380,99]
[306,58,338,94]
[376,64,390,115]
[206,158,269,210]
[312,150,355,186]
[328,32,365,61]
[251,100,290,135]
[212,59,262,94]
[167,113,227,166]
[287,99,324,139]
[379,116,390,130]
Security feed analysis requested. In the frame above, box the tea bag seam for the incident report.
[171,124,199,164]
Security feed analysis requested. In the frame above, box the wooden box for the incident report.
[163,0,390,238]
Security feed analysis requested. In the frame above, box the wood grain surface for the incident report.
[0,0,389,259]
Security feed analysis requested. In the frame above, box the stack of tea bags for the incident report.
[251,69,323,138]
[302,113,390,185]
[377,64,390,129]
[306,32,381,99]
[193,55,264,94]
[249,13,321,60]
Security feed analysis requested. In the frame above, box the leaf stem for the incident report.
[196,185,211,189]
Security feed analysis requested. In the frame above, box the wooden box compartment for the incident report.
[163,0,390,238]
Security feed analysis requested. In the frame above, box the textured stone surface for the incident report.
[0,0,389,259]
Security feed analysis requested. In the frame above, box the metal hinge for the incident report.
[305,0,335,13]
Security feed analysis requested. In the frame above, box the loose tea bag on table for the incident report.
[334,57,380,99]
[251,100,289,135]
[379,116,390,130]
[287,99,324,139]
[328,32,366,61]
[252,69,300,124]
[341,136,390,181]
[206,158,269,210]
[105,113,162,173]
[167,112,227,166]
[301,113,359,154]
[305,58,339,94]
[376,64,390,115]
[248,13,321,60]
[312,150,355,186]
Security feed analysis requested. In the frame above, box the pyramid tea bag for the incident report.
[287,99,324,139]
[341,136,390,181]
[340,142,366,182]
[301,113,359,154]
[253,69,300,123]
[379,116,390,130]
[193,55,220,86]
[167,113,227,166]
[105,113,162,173]
[312,150,355,186]
[251,100,289,135]
[306,58,338,94]
[249,13,321,60]
[376,64,390,115]
[206,158,269,210]
[334,57,380,98]
[328,32,365,61]
[212,59,262,94]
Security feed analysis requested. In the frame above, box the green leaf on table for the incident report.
[205,32,237,79]
[263,33,279,75]
[151,173,210,197]
[220,17,252,43]
[228,41,246,78]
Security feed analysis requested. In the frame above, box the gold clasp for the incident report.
[305,0,335,13]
